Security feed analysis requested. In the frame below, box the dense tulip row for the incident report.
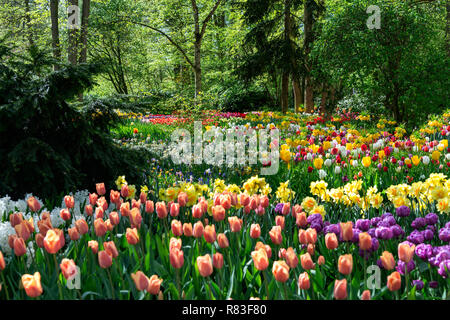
[0,173,449,300]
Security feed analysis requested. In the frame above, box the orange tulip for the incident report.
[98,250,112,268]
[338,254,353,275]
[282,203,291,216]
[250,223,261,239]
[68,227,80,241]
[240,193,250,207]
[170,203,180,217]
[98,196,109,211]
[197,254,213,277]
[192,204,203,219]
[334,279,347,300]
[269,226,283,245]
[298,229,308,245]
[361,290,371,300]
[203,225,216,243]
[296,212,308,228]
[129,207,142,229]
[387,271,402,291]
[298,272,310,290]
[95,207,104,220]
[219,194,231,210]
[228,216,242,232]
[85,204,93,216]
[0,251,5,270]
[217,233,229,248]
[171,220,183,237]
[64,195,75,209]
[109,211,120,226]
[340,222,353,241]
[398,243,415,263]
[43,229,61,254]
[251,248,269,271]
[35,233,44,248]
[27,197,41,212]
[94,218,107,237]
[8,234,17,249]
[285,247,299,269]
[169,237,182,253]
[88,240,99,254]
[272,260,290,282]
[10,212,23,228]
[75,219,89,235]
[275,215,285,230]
[14,237,27,256]
[145,200,154,213]
[306,228,317,244]
[60,258,77,280]
[120,202,130,217]
[212,205,225,222]
[14,221,31,241]
[183,223,193,237]
[147,275,163,295]
[255,241,272,259]
[359,232,372,251]
[300,252,315,270]
[132,271,149,291]
[104,241,119,258]
[178,192,188,207]
[307,244,315,256]
[89,193,98,206]
[60,208,71,221]
[96,182,106,196]
[38,218,52,236]
[318,255,325,266]
[325,233,339,250]
[169,248,184,269]
[139,191,147,204]
[380,251,396,270]
[193,221,204,238]
[213,253,224,269]
[22,272,43,297]
[126,228,139,245]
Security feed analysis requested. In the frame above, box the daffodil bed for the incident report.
[1,109,450,300]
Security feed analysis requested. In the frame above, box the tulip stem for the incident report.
[1,272,10,300]
[405,265,409,298]
[53,254,63,300]
[175,268,182,300]
[107,268,115,300]
[263,270,270,300]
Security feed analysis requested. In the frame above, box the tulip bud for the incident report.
[298,272,310,290]
[272,260,290,282]
[334,279,347,300]
[68,227,80,241]
[148,275,163,295]
[250,224,261,239]
[217,233,229,248]
[22,272,43,298]
[387,271,401,291]
[96,183,106,196]
[183,223,193,237]
[126,228,139,245]
[197,254,213,277]
[13,237,27,256]
[88,240,99,254]
[170,248,184,269]
[338,254,353,275]
[98,250,112,268]
[213,253,224,269]
[193,221,204,238]
[131,271,149,291]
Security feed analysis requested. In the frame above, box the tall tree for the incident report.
[50,0,61,69]
[68,0,79,65]
[79,0,91,63]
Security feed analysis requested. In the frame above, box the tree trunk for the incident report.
[50,0,61,70]
[79,0,91,63]
[319,83,328,115]
[194,40,202,98]
[447,0,450,56]
[25,0,34,46]
[304,0,314,113]
[281,73,289,113]
[293,78,302,113]
[68,0,79,65]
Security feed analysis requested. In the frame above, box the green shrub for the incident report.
[0,44,147,200]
